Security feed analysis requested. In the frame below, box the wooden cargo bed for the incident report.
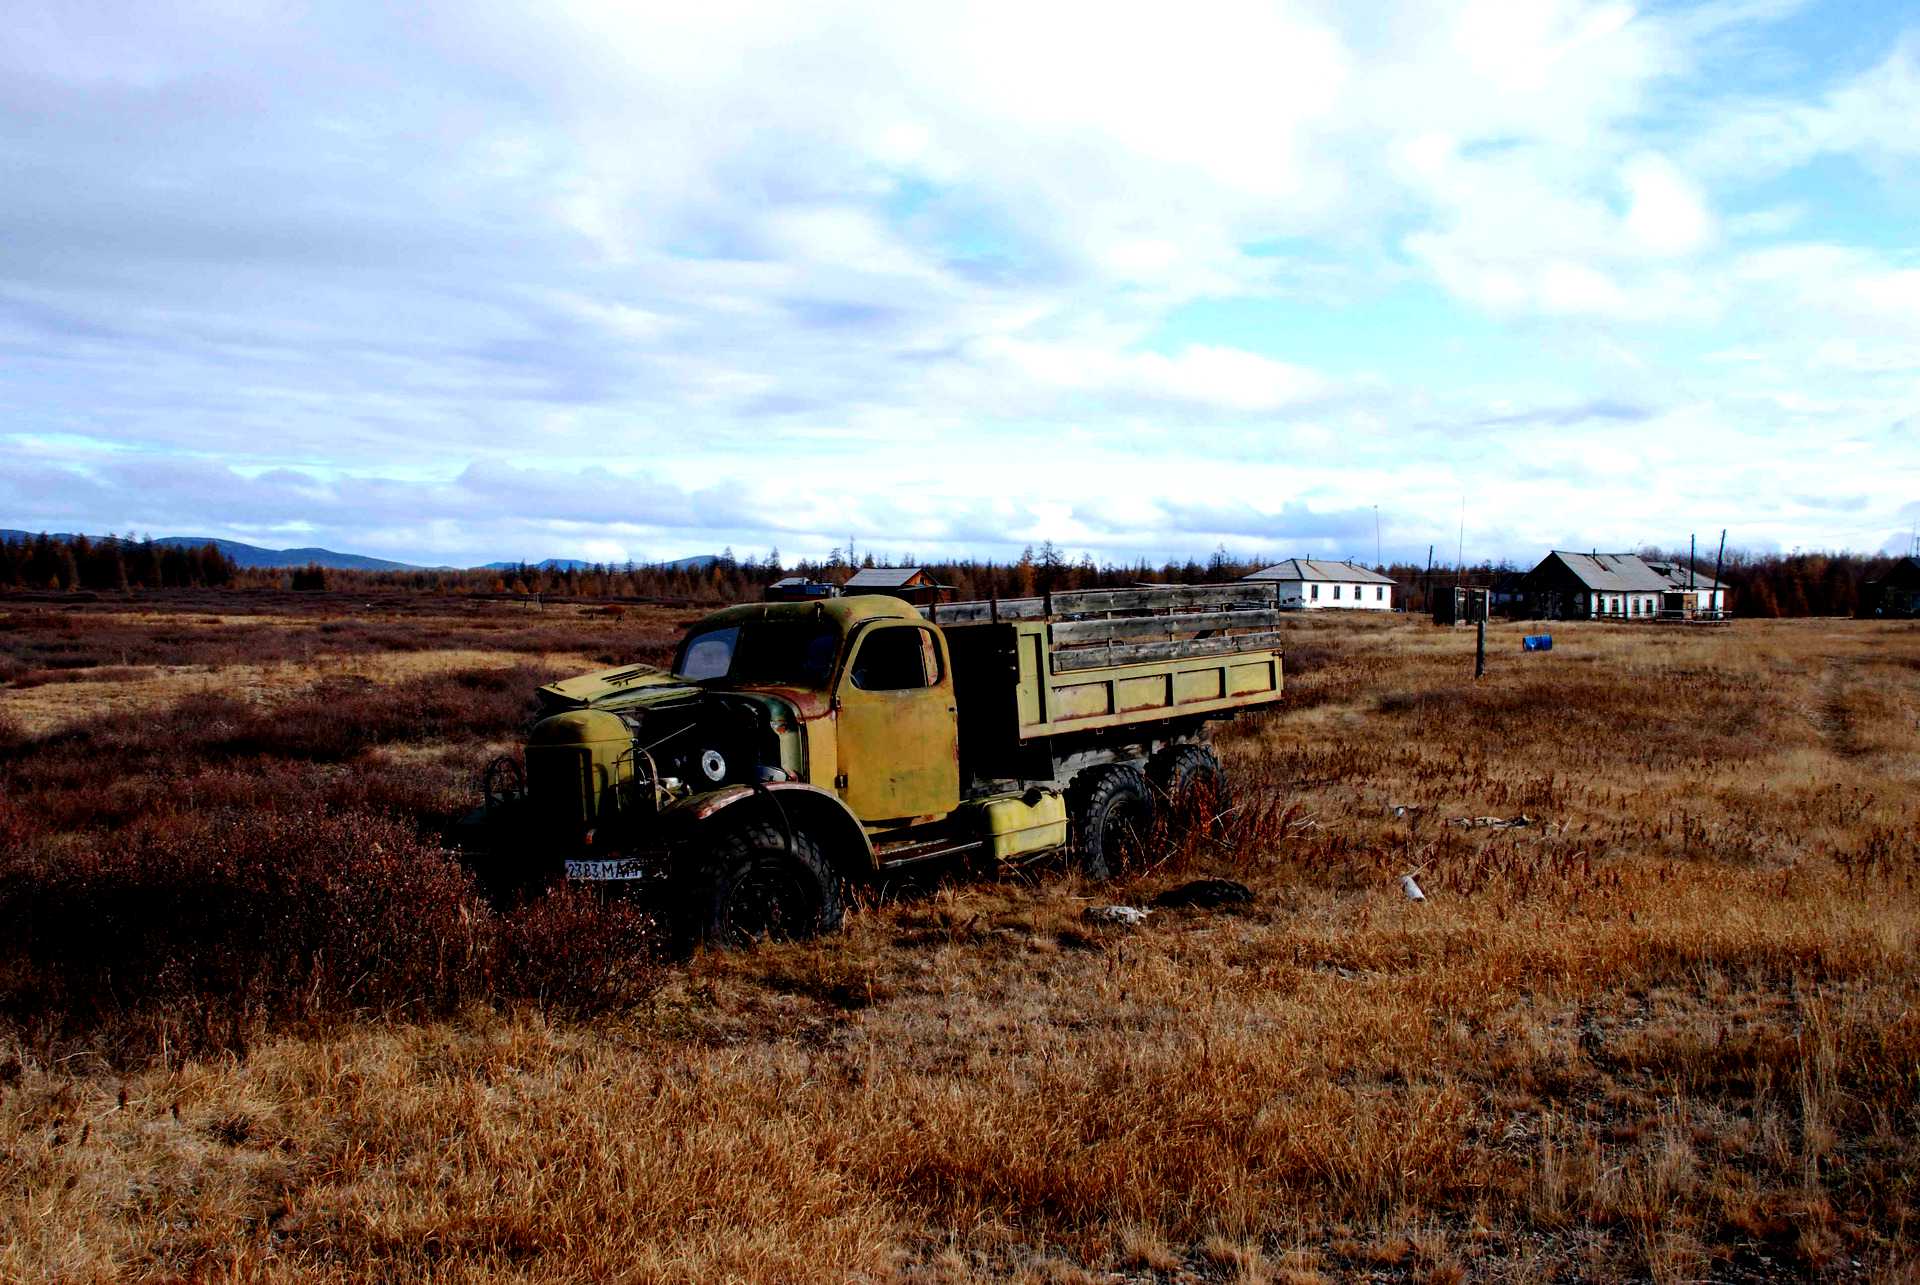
[932,583,1285,741]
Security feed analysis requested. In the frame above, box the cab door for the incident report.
[833,620,960,823]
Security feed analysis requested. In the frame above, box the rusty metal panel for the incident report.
[1172,668,1224,703]
[1228,660,1277,695]
[1052,681,1113,722]
[1115,673,1170,712]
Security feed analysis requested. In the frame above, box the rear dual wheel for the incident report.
[1150,744,1231,843]
[1068,764,1156,881]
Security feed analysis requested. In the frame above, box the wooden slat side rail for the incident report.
[1050,630,1285,673]
[924,597,1044,625]
[926,582,1279,627]
[1050,607,1281,647]
[1048,584,1277,614]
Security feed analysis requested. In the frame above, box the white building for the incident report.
[1244,558,1396,611]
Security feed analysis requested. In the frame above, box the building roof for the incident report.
[1868,556,1920,589]
[1244,558,1396,585]
[842,566,928,588]
[768,576,810,588]
[1642,560,1726,591]
[1534,551,1673,593]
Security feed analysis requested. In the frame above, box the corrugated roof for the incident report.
[1642,561,1725,590]
[1540,552,1673,592]
[769,576,809,588]
[1244,558,1396,585]
[843,566,925,587]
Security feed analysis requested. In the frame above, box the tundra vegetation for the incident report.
[0,593,1914,1282]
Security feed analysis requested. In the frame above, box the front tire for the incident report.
[1068,763,1156,881]
[695,821,844,947]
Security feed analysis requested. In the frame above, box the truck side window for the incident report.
[851,627,941,691]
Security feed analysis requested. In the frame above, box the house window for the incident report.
[1376,586,1384,601]
[1310,583,1319,601]
[1333,585,1342,600]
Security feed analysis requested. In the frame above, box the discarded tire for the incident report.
[1150,878,1253,910]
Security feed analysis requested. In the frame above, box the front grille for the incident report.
[526,746,591,827]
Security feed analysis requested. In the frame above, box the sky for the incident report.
[2,0,1917,569]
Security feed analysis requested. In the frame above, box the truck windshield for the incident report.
[673,618,841,688]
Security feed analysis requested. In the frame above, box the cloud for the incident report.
[0,0,1914,565]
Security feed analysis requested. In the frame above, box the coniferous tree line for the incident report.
[1,530,1905,617]
[0,533,235,591]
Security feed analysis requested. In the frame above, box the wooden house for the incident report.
[1862,557,1920,618]
[1521,552,1673,621]
[841,566,949,606]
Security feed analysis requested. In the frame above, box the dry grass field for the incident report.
[2,596,1916,1282]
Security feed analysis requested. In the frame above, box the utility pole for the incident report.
[1713,529,1727,619]
[1475,615,1486,679]
[1374,505,1381,568]
[1425,544,1434,614]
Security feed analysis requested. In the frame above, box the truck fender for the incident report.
[664,782,877,878]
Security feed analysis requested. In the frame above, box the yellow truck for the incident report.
[472,583,1284,944]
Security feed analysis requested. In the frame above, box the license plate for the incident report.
[565,858,651,882]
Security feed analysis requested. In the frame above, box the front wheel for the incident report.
[694,821,844,948]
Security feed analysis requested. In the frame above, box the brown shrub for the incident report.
[0,806,665,1061]
[0,809,487,1057]
[494,885,664,1018]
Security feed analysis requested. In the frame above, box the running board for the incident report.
[873,835,987,869]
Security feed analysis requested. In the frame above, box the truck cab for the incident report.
[671,596,960,824]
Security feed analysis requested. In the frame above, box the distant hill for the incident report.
[478,555,718,572]
[158,537,423,572]
[0,531,421,572]
[3,530,722,575]
[477,559,595,572]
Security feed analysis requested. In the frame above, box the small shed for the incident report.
[765,576,839,602]
[1433,586,1490,626]
[841,566,949,606]
[1862,557,1920,618]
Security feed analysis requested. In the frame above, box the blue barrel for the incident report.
[1522,634,1553,651]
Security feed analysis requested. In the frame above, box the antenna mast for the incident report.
[1455,497,1465,587]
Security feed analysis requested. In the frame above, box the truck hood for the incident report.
[538,664,830,724]
[537,664,698,713]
